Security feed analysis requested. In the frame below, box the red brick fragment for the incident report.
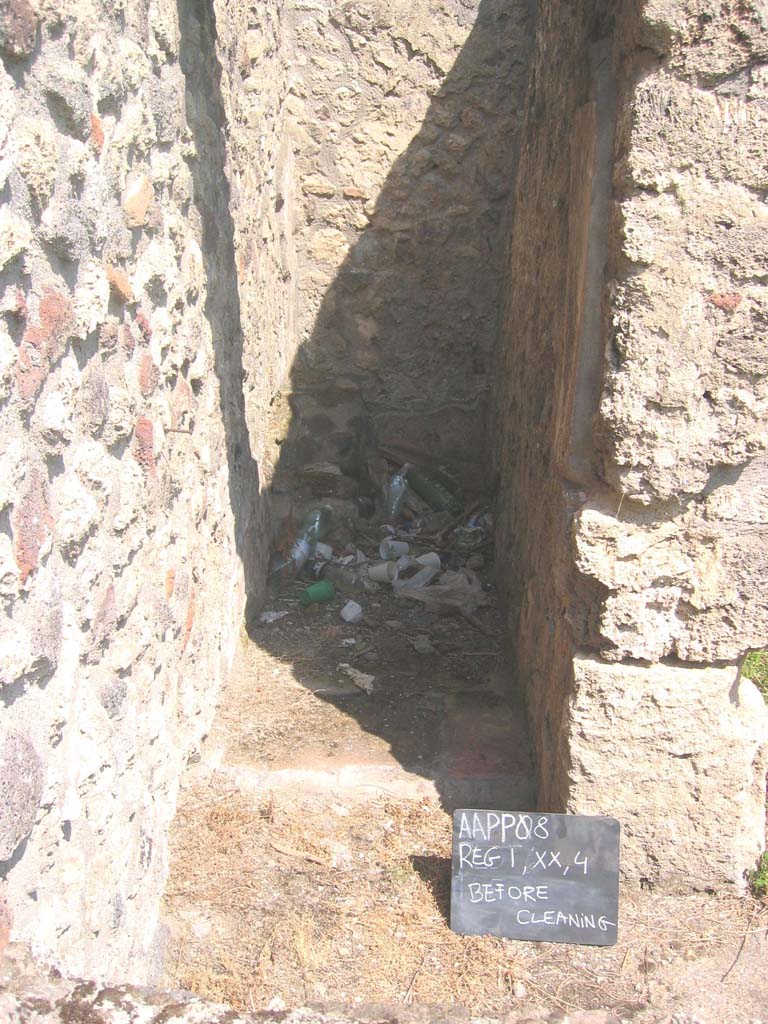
[181,583,196,651]
[707,292,742,312]
[12,468,53,584]
[135,311,152,343]
[22,286,71,358]
[138,351,159,396]
[133,416,155,475]
[16,287,71,401]
[89,112,104,152]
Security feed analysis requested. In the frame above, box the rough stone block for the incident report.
[0,730,44,861]
[566,656,768,889]
[43,68,92,140]
[122,174,154,228]
[100,678,127,719]
[40,199,90,261]
[80,362,110,435]
[11,467,53,584]
[0,210,31,270]
[12,117,59,206]
[0,0,37,59]
[55,474,99,561]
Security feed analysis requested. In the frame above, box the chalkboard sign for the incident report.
[451,810,620,946]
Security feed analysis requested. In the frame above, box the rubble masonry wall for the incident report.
[0,0,279,982]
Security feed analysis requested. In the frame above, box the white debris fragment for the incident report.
[338,662,375,694]
[340,599,363,623]
[259,610,290,624]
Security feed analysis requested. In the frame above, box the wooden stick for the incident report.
[269,836,326,866]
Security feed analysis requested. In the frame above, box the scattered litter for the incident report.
[406,466,462,514]
[338,663,375,694]
[270,536,311,579]
[299,580,335,607]
[259,610,290,624]
[268,455,497,639]
[271,506,333,579]
[321,562,378,596]
[451,525,486,553]
[337,549,367,566]
[398,568,491,633]
[340,600,363,624]
[393,557,440,595]
[380,538,410,560]
[341,638,357,647]
[384,464,409,521]
[267,997,287,1013]
[411,635,435,655]
[368,560,396,582]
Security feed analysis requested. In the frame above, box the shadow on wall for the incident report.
[225,0,535,810]
[268,0,535,502]
[176,0,267,615]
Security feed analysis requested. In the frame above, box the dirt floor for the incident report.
[162,554,768,1023]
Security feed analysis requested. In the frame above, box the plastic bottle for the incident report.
[320,562,378,597]
[406,467,461,514]
[384,465,409,521]
[271,506,333,579]
[302,506,333,542]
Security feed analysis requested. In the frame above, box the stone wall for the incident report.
[495,0,768,888]
[208,0,296,495]
[0,0,269,982]
[268,0,533,499]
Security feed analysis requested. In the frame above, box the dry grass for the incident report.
[163,778,767,1016]
[165,787,522,1009]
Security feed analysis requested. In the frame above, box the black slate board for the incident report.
[450,810,620,946]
